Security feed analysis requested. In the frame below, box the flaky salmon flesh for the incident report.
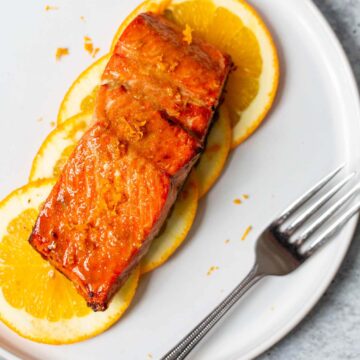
[29,12,232,311]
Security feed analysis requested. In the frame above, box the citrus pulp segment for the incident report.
[57,54,110,125]
[30,113,93,181]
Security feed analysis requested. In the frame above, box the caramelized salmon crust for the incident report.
[30,12,232,311]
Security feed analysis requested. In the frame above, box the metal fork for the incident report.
[162,165,360,360]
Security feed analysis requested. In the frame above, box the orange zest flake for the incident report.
[84,36,100,58]
[80,16,85,21]
[45,5,58,11]
[183,24,193,44]
[207,266,219,276]
[55,47,69,61]
[241,226,252,241]
[92,47,100,58]
[234,194,249,204]
[224,239,230,244]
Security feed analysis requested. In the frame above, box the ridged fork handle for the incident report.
[161,265,264,360]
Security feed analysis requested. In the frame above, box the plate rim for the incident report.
[0,0,359,359]
[243,0,360,358]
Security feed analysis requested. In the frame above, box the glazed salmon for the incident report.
[30,12,232,311]
[102,13,231,141]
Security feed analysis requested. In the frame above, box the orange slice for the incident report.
[30,112,93,181]
[111,0,279,147]
[141,171,198,274]
[196,105,231,198]
[57,54,110,125]
[0,180,139,344]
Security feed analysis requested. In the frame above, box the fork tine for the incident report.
[272,164,345,227]
[293,183,360,247]
[302,200,360,259]
[283,172,355,236]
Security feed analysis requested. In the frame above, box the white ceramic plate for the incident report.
[0,0,359,359]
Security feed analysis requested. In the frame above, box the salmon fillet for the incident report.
[30,12,232,311]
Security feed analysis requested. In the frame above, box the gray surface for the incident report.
[0,2,358,360]
[259,1,360,359]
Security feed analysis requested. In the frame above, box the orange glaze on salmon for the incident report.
[105,13,230,140]
[30,12,232,311]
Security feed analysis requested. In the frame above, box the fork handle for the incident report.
[161,265,264,360]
